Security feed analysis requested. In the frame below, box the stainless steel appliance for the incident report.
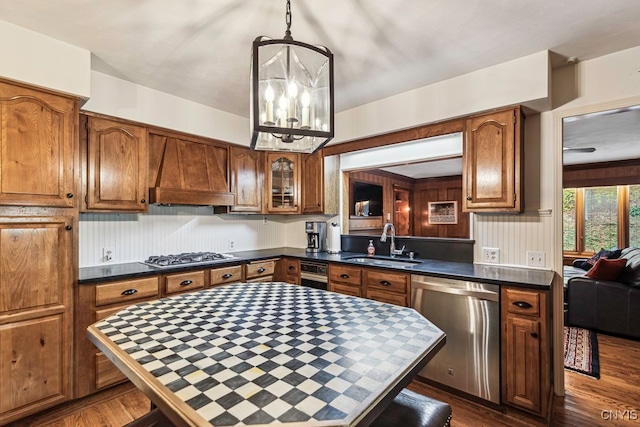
[411,275,500,404]
[144,252,236,268]
[300,261,328,290]
[305,221,327,253]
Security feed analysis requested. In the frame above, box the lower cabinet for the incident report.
[164,270,205,295]
[329,264,409,306]
[501,286,551,416]
[244,259,277,282]
[275,258,300,285]
[76,276,160,398]
[210,265,243,287]
[0,215,74,425]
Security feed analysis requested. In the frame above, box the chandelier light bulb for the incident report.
[301,91,310,128]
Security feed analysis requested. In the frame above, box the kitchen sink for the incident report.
[343,256,422,268]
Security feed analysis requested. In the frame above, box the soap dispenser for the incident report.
[367,240,375,256]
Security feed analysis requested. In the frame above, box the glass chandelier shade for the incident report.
[250,29,334,153]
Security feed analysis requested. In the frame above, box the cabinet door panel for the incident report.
[0,315,67,414]
[0,221,68,312]
[230,146,263,212]
[266,153,300,213]
[302,152,323,213]
[463,108,522,212]
[504,316,541,413]
[87,117,147,211]
[0,82,76,207]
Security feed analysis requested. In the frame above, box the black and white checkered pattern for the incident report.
[94,282,443,426]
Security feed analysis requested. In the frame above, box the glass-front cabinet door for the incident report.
[266,153,300,213]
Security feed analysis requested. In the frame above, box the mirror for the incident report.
[338,132,470,238]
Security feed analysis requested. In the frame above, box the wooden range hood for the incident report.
[148,131,235,206]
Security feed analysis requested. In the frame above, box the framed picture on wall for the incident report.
[428,201,458,224]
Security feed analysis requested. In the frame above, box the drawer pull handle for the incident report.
[466,196,472,200]
[513,301,533,309]
[288,266,296,270]
[222,273,233,279]
[121,289,138,296]
[65,225,72,231]
[531,332,539,338]
[380,280,391,286]
[257,267,266,273]
[180,280,193,286]
[340,274,350,279]
[66,192,74,198]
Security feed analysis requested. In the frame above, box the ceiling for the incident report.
[1,1,639,178]
[1,0,640,118]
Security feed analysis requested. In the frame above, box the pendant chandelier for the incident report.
[250,0,334,153]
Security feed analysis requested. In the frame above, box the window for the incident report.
[563,185,640,256]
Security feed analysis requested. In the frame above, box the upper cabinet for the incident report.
[229,146,263,213]
[266,153,300,213]
[148,130,234,206]
[0,80,77,208]
[301,151,324,214]
[82,115,148,212]
[462,106,523,213]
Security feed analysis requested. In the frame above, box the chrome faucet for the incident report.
[380,219,405,257]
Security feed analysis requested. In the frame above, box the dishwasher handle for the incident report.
[411,281,499,302]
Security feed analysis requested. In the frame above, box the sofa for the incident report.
[566,247,640,340]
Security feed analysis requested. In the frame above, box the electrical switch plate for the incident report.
[527,251,545,267]
[103,247,113,262]
[482,247,500,264]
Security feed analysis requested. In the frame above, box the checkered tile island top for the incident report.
[90,282,444,427]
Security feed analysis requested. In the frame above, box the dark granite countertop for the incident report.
[80,247,554,289]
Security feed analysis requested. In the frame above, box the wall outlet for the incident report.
[228,240,235,250]
[527,251,545,267]
[103,247,113,262]
[482,247,500,264]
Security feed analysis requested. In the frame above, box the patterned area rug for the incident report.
[564,326,600,379]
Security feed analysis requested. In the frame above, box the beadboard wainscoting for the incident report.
[473,209,554,268]
[79,204,337,267]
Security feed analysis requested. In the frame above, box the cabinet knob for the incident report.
[340,274,350,279]
[222,273,233,279]
[180,280,193,286]
[288,266,296,271]
[140,199,146,203]
[65,225,72,231]
[379,280,391,286]
[121,289,138,296]
[317,203,321,206]
[466,196,472,201]
[66,193,74,198]
[257,267,266,273]
[531,332,539,338]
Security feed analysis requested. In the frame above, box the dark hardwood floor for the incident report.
[9,333,640,427]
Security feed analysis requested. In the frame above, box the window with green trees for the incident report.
[564,185,640,255]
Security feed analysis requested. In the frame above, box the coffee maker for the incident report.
[305,221,327,253]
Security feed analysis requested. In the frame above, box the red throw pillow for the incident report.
[585,258,627,281]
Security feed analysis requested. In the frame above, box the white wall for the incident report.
[0,19,90,98]
[83,71,250,146]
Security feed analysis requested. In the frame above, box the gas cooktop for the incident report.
[143,252,236,268]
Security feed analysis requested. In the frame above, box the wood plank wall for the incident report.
[563,158,640,188]
[347,170,470,238]
[413,176,469,238]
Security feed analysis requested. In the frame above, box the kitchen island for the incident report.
[87,282,445,427]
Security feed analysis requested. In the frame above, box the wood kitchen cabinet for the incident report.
[0,215,75,424]
[364,269,409,306]
[501,286,551,416]
[463,106,523,213]
[0,80,77,208]
[82,115,148,212]
[266,153,300,213]
[229,146,263,213]
[301,151,324,213]
[164,270,206,295]
[245,259,277,282]
[329,264,363,297]
[75,277,160,398]
[275,257,300,285]
[210,265,243,287]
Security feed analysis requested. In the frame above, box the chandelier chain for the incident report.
[284,0,292,40]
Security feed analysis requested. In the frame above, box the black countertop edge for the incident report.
[79,247,555,289]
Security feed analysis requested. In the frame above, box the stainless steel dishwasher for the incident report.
[411,275,500,404]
